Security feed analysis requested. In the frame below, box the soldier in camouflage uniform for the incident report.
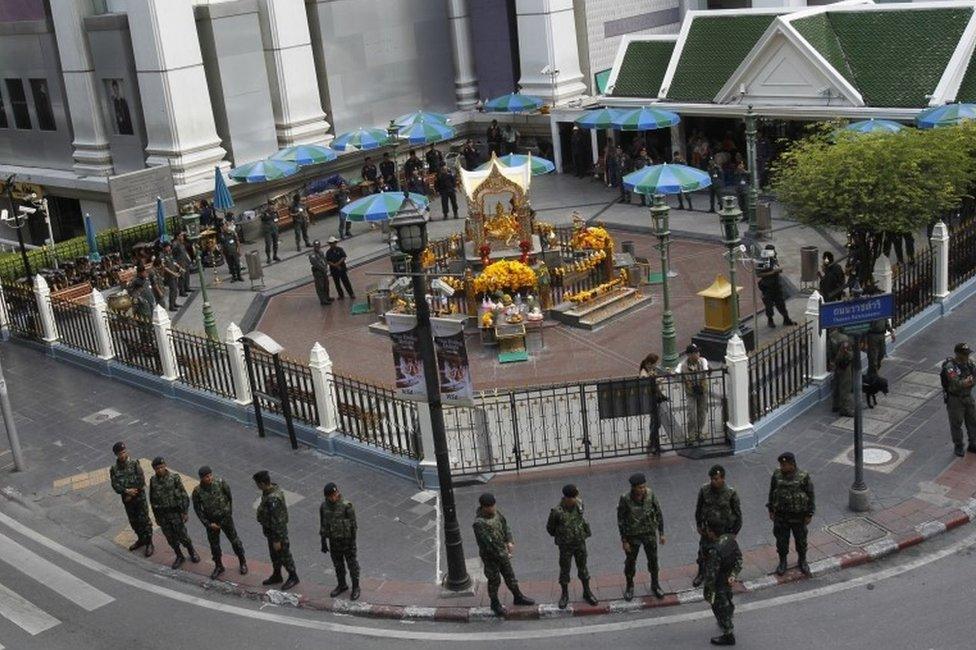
[617,473,666,601]
[109,441,154,557]
[253,470,299,590]
[472,493,535,617]
[693,465,742,588]
[941,342,976,457]
[149,457,199,569]
[319,483,361,600]
[702,516,742,646]
[191,466,247,580]
[767,452,815,576]
[546,484,598,609]
[828,328,854,416]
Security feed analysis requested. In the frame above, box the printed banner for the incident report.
[432,317,475,406]
[387,313,427,401]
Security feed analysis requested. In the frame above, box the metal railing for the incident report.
[106,311,161,374]
[248,349,319,426]
[170,329,236,399]
[1,281,41,341]
[748,321,813,422]
[949,214,976,290]
[50,296,99,355]
[891,247,934,327]
[332,373,421,458]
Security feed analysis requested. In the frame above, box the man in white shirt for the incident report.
[675,344,710,444]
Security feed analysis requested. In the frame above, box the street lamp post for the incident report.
[744,106,760,237]
[390,199,471,592]
[2,175,33,279]
[180,213,220,342]
[650,194,678,370]
[387,120,401,189]
[718,196,743,334]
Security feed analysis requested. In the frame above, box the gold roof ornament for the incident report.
[697,274,742,299]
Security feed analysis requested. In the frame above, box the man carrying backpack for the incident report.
[942,342,976,457]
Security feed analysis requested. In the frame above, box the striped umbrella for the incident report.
[228,159,300,183]
[341,191,430,222]
[393,110,450,127]
[330,127,391,152]
[575,108,625,129]
[84,213,101,263]
[844,119,904,134]
[477,153,555,176]
[270,144,337,166]
[485,92,543,113]
[916,103,976,129]
[213,165,234,212]
[624,163,711,195]
[612,106,681,131]
[398,121,456,145]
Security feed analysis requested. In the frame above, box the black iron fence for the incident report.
[248,349,319,426]
[444,369,727,475]
[748,321,813,422]
[332,373,421,458]
[170,329,236,399]
[1,281,41,341]
[891,247,934,327]
[107,311,161,374]
[50,296,99,355]
[949,213,976,290]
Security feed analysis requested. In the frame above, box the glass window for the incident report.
[0,87,7,128]
[4,79,31,129]
[30,79,55,131]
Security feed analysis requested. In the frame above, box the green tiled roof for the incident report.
[609,40,675,97]
[665,14,780,102]
[957,51,976,103]
[791,14,852,83]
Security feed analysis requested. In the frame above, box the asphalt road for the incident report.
[0,496,971,650]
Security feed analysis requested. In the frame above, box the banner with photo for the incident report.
[432,317,474,406]
[387,313,427,401]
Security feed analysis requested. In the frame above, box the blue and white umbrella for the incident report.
[624,163,711,195]
[398,121,456,145]
[915,103,976,129]
[477,153,555,175]
[612,107,680,131]
[844,119,905,134]
[330,127,391,152]
[575,108,625,129]
[485,92,543,113]
[213,165,234,212]
[393,110,450,127]
[84,214,100,263]
[270,144,338,166]
[228,159,300,183]
[155,196,169,243]
[340,191,430,222]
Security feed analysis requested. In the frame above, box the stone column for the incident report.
[256,0,331,147]
[515,0,587,105]
[120,0,227,186]
[33,275,59,344]
[89,291,115,360]
[308,342,338,434]
[873,254,893,294]
[50,0,114,176]
[806,290,829,382]
[931,220,950,301]
[152,304,179,381]
[225,322,251,405]
[447,0,479,110]
[724,333,754,451]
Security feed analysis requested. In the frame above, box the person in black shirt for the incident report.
[379,153,397,191]
[403,150,423,179]
[818,251,845,302]
[406,170,427,196]
[462,139,479,170]
[487,120,502,157]
[325,237,355,299]
[361,157,378,194]
[435,163,459,220]
[425,146,443,174]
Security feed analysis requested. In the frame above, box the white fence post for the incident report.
[0,282,9,331]
[309,342,338,434]
[931,220,950,301]
[874,254,893,294]
[33,275,58,343]
[806,290,829,381]
[724,333,753,449]
[89,291,114,360]
[225,322,251,405]
[152,305,179,380]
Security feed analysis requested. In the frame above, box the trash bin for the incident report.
[800,245,819,283]
[757,201,772,234]
[246,250,265,289]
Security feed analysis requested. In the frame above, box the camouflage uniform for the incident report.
[866,318,890,376]
[703,533,742,637]
[828,329,854,416]
[192,478,245,563]
[546,501,592,586]
[149,470,193,554]
[767,468,815,560]
[694,484,742,576]
[319,498,359,585]
[473,506,519,600]
[256,484,295,575]
[617,490,664,584]
[110,458,153,545]
[943,357,976,449]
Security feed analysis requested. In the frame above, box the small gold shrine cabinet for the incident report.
[697,275,742,333]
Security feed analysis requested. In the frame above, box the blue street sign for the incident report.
[819,293,894,330]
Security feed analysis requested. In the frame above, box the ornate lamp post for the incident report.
[180,213,220,342]
[390,198,471,592]
[650,194,678,370]
[387,120,401,188]
[744,106,760,237]
[718,196,743,335]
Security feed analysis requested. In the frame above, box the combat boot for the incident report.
[350,579,360,601]
[281,572,300,591]
[798,554,811,577]
[187,543,201,564]
[128,539,146,552]
[692,571,704,588]
[775,556,788,576]
[557,584,569,609]
[144,542,154,558]
[238,555,248,575]
[489,597,506,617]
[330,582,349,598]
[210,562,225,580]
[710,633,736,645]
[512,588,534,606]
[171,552,185,570]
[650,579,664,599]
[623,578,634,601]
[262,571,283,586]
[581,580,598,606]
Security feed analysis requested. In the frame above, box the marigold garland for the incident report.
[571,226,613,251]
[473,260,537,295]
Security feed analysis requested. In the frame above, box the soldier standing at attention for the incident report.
[260,205,280,264]
[702,516,742,646]
[219,218,243,283]
[191,466,247,580]
[319,483,360,600]
[546,484,598,609]
[693,465,742,588]
[109,442,154,557]
[941,342,976,457]
[472,493,535,617]
[290,193,311,251]
[253,470,299,590]
[827,328,855,417]
[148,457,199,569]
[308,241,334,306]
[767,452,815,576]
[677,343,710,443]
[617,473,666,600]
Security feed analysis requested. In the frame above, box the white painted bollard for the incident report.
[309,342,338,434]
[89,291,114,360]
[33,274,58,343]
[225,322,251,405]
[724,333,753,447]
[931,220,950,301]
[874,254,893,294]
[152,305,179,380]
[806,290,829,381]
[0,281,9,331]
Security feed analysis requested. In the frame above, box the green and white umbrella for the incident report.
[623,163,710,195]
[477,153,555,175]
[340,191,431,222]
[398,121,456,145]
[611,106,681,131]
[270,144,337,166]
[393,110,450,127]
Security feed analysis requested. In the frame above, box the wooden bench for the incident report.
[51,282,93,304]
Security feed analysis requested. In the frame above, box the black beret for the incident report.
[562,484,579,498]
[252,470,270,484]
[777,452,796,464]
[112,441,126,455]
[197,465,212,478]
[323,482,338,496]
[151,456,165,468]
[955,342,971,355]
[629,473,646,486]
[708,464,725,478]
[686,343,699,354]
[479,493,496,507]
